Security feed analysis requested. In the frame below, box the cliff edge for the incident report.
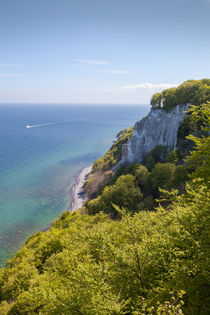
[121,104,189,164]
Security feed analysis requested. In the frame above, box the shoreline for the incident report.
[68,164,92,212]
[41,164,92,232]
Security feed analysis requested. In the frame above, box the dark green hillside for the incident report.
[0,88,209,314]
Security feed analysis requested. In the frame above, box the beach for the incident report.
[41,165,92,232]
[69,165,93,212]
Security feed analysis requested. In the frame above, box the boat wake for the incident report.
[26,123,52,129]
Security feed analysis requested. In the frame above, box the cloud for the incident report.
[73,59,109,65]
[98,69,128,75]
[118,82,178,92]
[0,73,23,77]
[0,63,23,67]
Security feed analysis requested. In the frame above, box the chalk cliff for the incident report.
[121,104,189,163]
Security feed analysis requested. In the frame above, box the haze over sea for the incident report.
[0,104,148,267]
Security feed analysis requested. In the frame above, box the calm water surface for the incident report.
[0,104,149,267]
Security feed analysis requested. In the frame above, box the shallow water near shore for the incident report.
[0,104,149,267]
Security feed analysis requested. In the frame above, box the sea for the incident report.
[0,104,149,267]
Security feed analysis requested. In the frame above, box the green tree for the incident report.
[185,102,210,186]
[93,127,133,172]
[166,148,178,164]
[88,174,143,217]
[162,87,177,111]
[175,80,210,105]
[150,145,168,163]
[148,162,176,194]
[134,164,149,186]
[146,154,155,171]
[172,165,189,188]
[150,79,210,112]
[145,145,167,172]
[150,93,162,108]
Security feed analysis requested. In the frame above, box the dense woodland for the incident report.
[0,80,209,314]
[150,79,210,111]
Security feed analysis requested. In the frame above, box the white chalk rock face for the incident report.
[121,104,189,163]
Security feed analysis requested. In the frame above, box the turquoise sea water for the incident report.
[0,104,149,267]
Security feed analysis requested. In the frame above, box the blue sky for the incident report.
[0,0,209,104]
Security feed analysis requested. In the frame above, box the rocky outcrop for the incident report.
[121,104,189,163]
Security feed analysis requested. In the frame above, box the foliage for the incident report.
[83,127,133,198]
[142,195,154,211]
[87,174,143,217]
[177,104,205,155]
[133,164,149,186]
[145,163,176,197]
[166,148,178,164]
[151,145,168,162]
[116,128,129,139]
[150,79,210,111]
[176,79,210,106]
[185,102,210,186]
[150,93,162,108]
[145,145,168,170]
[145,145,168,172]
[172,165,189,189]
[146,154,156,171]
[162,87,177,110]
[177,114,195,153]
[83,170,113,198]
[0,180,209,314]
[93,127,133,172]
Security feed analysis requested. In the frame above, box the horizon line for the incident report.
[0,102,149,106]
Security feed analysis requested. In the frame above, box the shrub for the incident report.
[87,174,143,217]
[146,162,176,196]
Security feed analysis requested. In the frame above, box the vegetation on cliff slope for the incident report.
[93,127,134,173]
[0,98,209,314]
[83,127,133,198]
[0,179,209,314]
[85,102,209,217]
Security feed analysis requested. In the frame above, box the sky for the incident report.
[0,0,210,104]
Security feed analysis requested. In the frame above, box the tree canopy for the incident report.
[0,179,209,314]
[87,174,143,217]
[150,79,210,111]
